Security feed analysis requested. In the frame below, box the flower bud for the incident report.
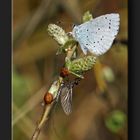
[47,24,69,46]
[66,55,97,77]
[82,11,93,23]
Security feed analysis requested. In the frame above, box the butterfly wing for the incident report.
[72,13,120,56]
[60,85,72,115]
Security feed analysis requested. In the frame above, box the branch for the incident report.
[31,44,77,140]
[31,103,54,140]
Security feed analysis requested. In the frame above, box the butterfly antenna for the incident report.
[56,21,73,26]
[56,21,62,24]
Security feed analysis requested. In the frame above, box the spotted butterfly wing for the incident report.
[60,85,73,115]
[72,13,120,56]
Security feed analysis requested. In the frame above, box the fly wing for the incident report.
[60,85,72,115]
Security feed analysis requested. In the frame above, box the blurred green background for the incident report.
[13,0,128,140]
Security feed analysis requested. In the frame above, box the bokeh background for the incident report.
[13,0,128,140]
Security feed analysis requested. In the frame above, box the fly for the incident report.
[56,78,81,115]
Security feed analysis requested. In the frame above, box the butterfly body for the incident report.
[72,13,120,56]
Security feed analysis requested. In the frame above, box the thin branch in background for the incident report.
[94,59,117,109]
[59,0,82,23]
[113,38,128,46]
[13,38,57,66]
[14,0,53,47]
[13,86,48,126]
[13,103,47,139]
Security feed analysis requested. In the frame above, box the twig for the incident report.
[31,44,77,140]
[31,103,54,140]
[14,0,53,47]
[94,60,114,109]
[65,45,77,61]
[13,86,48,126]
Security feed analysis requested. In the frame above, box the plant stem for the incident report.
[31,44,77,140]
[31,103,54,140]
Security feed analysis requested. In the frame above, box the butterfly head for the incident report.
[71,24,79,40]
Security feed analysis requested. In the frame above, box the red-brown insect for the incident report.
[44,92,54,104]
[60,67,70,78]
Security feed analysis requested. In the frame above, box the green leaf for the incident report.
[105,110,127,133]
[13,70,30,107]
